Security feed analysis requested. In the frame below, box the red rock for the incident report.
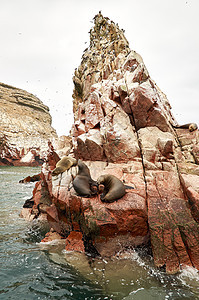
[68,195,82,231]
[36,159,149,256]
[102,127,140,163]
[74,168,148,256]
[31,174,52,211]
[147,171,199,273]
[75,131,105,161]
[129,84,172,132]
[170,198,199,270]
[65,231,85,252]
[20,208,35,221]
[46,204,71,236]
[85,92,104,132]
[184,187,199,223]
[46,142,60,170]
[72,121,86,137]
[180,174,199,223]
[46,204,59,222]
[41,231,64,243]
[21,12,199,274]
[192,145,199,164]
[32,182,42,206]
[19,173,41,183]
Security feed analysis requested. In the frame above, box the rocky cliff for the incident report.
[21,13,199,274]
[0,82,58,165]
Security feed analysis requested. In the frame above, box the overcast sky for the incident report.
[0,0,198,136]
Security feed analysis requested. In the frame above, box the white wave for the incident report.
[115,249,146,267]
[38,239,65,246]
[128,287,144,296]
[179,265,199,283]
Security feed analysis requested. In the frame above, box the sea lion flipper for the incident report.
[124,185,134,189]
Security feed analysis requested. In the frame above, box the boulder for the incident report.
[21,12,199,274]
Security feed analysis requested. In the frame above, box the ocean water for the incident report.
[0,166,199,300]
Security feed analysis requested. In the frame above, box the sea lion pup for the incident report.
[72,160,98,197]
[97,174,134,203]
[52,156,77,176]
[173,123,198,132]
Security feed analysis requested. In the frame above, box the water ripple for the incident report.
[0,166,199,300]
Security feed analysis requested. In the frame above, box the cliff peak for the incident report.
[90,11,129,53]
[73,13,130,115]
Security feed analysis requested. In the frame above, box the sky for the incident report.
[0,0,198,136]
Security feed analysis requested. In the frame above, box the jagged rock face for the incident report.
[72,12,177,162]
[72,12,130,115]
[53,135,72,158]
[22,13,199,274]
[0,82,57,165]
[71,13,199,272]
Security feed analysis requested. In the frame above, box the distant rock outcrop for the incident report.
[21,13,199,274]
[0,82,58,165]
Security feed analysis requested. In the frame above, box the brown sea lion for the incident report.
[72,160,98,197]
[52,156,77,176]
[174,123,198,132]
[97,174,134,203]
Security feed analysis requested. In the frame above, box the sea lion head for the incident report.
[52,166,62,176]
[77,160,91,177]
[90,184,99,195]
[52,156,77,176]
[97,174,112,186]
[189,123,198,132]
[97,175,106,185]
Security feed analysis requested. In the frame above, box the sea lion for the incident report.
[97,174,134,203]
[52,156,77,176]
[73,160,98,197]
[173,123,198,132]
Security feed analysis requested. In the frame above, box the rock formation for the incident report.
[0,82,58,165]
[21,12,199,274]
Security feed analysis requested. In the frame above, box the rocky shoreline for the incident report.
[20,12,199,274]
[0,83,58,166]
